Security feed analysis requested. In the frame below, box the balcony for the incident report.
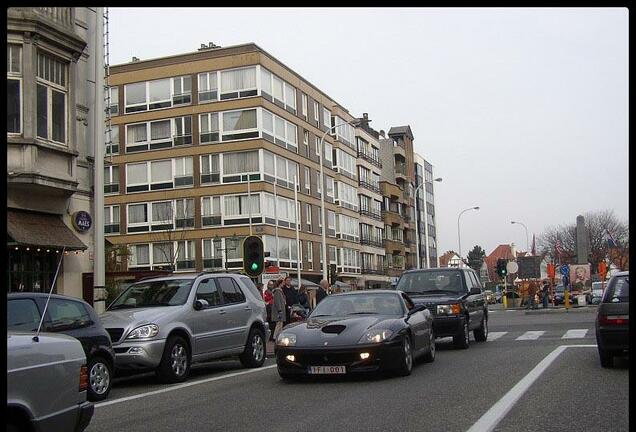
[380,182,402,200]
[32,7,74,28]
[357,151,383,169]
[393,141,406,158]
[381,210,403,227]
[359,209,383,222]
[360,236,384,248]
[384,238,405,254]
[395,162,407,181]
[358,179,381,194]
[361,267,387,276]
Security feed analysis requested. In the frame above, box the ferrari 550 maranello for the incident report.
[275,290,435,380]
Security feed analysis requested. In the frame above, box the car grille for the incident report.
[297,352,364,366]
[106,328,125,343]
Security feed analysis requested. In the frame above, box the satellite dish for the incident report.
[507,261,519,274]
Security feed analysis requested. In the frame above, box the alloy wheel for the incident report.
[171,344,188,376]
[252,333,265,362]
[90,362,111,395]
[404,337,413,371]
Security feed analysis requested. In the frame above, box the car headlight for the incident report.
[359,329,393,344]
[126,324,159,340]
[437,304,462,315]
[276,333,296,346]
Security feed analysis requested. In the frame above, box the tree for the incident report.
[537,210,629,273]
[467,245,486,274]
[148,196,195,271]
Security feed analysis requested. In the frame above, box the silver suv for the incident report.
[99,272,269,383]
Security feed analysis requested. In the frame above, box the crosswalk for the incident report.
[485,329,591,342]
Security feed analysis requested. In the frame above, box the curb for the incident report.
[524,306,598,315]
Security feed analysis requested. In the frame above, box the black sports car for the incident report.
[275,290,435,380]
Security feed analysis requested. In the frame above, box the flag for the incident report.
[555,239,563,258]
[531,234,536,256]
[606,229,618,248]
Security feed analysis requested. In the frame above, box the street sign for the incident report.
[506,261,519,274]
[560,265,569,276]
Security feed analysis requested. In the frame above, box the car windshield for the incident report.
[310,293,404,317]
[109,279,194,309]
[605,276,629,302]
[396,270,465,295]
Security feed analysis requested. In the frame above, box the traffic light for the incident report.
[242,236,264,277]
[496,259,508,278]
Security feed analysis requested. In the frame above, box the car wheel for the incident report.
[474,315,488,342]
[87,356,113,401]
[396,335,413,376]
[239,327,266,368]
[422,329,436,363]
[453,316,470,349]
[156,335,190,383]
[599,347,613,368]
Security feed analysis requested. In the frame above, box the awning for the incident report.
[7,209,87,250]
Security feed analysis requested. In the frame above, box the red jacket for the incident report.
[263,289,273,305]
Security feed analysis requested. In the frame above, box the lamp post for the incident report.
[415,177,442,269]
[511,221,529,253]
[457,206,479,267]
[319,117,367,281]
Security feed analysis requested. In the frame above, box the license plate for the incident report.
[308,365,346,374]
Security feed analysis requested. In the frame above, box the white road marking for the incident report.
[515,331,545,340]
[561,329,589,339]
[95,364,277,409]
[487,332,507,341]
[466,344,597,432]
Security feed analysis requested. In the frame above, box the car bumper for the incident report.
[33,401,94,432]
[112,338,166,370]
[275,339,404,376]
[432,315,463,337]
[596,328,629,352]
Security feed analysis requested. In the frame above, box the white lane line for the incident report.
[95,364,277,409]
[487,332,507,341]
[515,331,545,340]
[562,329,589,339]
[466,344,597,432]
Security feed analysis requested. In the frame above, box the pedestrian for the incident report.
[256,282,264,299]
[316,279,329,305]
[298,285,310,316]
[541,280,550,309]
[282,276,299,322]
[272,282,286,340]
[263,281,275,339]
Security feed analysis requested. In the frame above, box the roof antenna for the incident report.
[33,246,66,342]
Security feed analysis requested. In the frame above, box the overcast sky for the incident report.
[109,7,628,257]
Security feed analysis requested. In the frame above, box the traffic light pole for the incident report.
[503,274,508,309]
[294,175,301,290]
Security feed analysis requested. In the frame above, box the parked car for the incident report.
[395,268,488,349]
[589,282,604,305]
[595,271,629,368]
[7,293,115,401]
[483,290,496,304]
[8,331,94,432]
[99,273,269,383]
[275,290,434,380]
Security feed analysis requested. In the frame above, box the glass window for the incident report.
[7,79,20,133]
[218,277,246,304]
[272,75,284,102]
[196,279,221,307]
[223,109,257,131]
[45,299,92,331]
[125,82,146,106]
[36,54,68,145]
[260,67,272,95]
[223,151,259,174]
[7,45,22,74]
[148,79,171,107]
[221,67,256,93]
[284,82,296,109]
[152,201,172,223]
[7,299,41,332]
[128,203,148,224]
[126,163,148,185]
[151,160,172,183]
[153,242,174,264]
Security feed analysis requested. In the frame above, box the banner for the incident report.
[517,256,542,279]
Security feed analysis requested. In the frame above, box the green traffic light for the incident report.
[251,263,259,271]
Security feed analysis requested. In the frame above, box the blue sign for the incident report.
[72,211,92,233]
[560,265,569,276]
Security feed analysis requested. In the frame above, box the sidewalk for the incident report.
[490,303,598,314]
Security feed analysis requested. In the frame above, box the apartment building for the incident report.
[414,153,439,268]
[104,43,400,288]
[7,8,101,300]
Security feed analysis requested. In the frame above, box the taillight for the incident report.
[599,315,629,326]
[79,365,89,392]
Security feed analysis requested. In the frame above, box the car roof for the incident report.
[132,272,243,283]
[331,290,401,296]
[613,271,629,277]
[402,267,467,275]
[8,292,89,304]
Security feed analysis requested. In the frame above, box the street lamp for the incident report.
[319,117,368,281]
[415,177,442,269]
[457,206,479,267]
[511,221,529,253]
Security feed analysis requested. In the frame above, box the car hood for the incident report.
[283,315,398,347]
[100,306,183,329]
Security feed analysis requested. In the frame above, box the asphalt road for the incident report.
[87,306,629,432]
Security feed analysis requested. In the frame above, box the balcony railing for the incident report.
[359,209,383,221]
[357,151,383,169]
[361,267,387,275]
[360,236,384,248]
[395,162,407,176]
[33,7,74,29]
[358,179,381,194]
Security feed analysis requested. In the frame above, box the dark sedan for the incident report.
[275,290,435,379]
[8,293,115,401]
[595,271,629,368]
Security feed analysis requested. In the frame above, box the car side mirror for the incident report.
[407,304,426,318]
[470,287,482,295]
[194,299,209,311]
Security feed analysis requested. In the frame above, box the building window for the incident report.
[175,240,195,270]
[175,198,195,228]
[200,112,220,144]
[104,165,119,194]
[332,116,355,149]
[202,238,223,269]
[36,51,67,144]
[222,108,258,141]
[324,142,333,164]
[173,116,192,146]
[148,78,171,110]
[105,125,119,155]
[172,76,192,105]
[7,44,22,134]
[262,150,298,190]
[200,154,220,184]
[126,159,174,193]
[124,76,191,114]
[104,205,120,234]
[315,136,321,156]
[304,167,310,192]
[301,93,308,119]
[107,86,119,115]
[335,149,356,178]
[220,66,257,100]
[327,210,336,232]
[307,241,313,265]
[322,107,330,130]
[261,108,297,152]
[335,181,358,211]
[198,71,218,103]
[222,150,259,183]
[313,101,319,123]
[202,196,221,226]
[305,203,312,232]
[174,156,194,187]
[325,176,334,201]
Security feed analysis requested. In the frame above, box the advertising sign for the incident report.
[569,264,591,292]
[72,211,92,233]
[517,256,541,279]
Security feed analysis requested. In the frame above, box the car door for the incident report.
[401,292,429,352]
[216,276,251,350]
[464,270,483,330]
[39,298,96,357]
[187,277,227,356]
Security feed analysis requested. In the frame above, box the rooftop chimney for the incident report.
[131,56,139,62]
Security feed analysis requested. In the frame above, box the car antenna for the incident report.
[33,246,66,342]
